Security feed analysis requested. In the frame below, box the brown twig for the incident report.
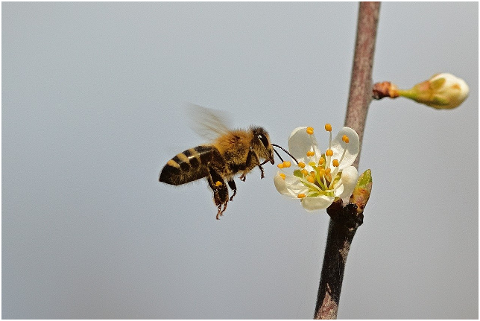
[344,2,380,169]
[314,2,380,319]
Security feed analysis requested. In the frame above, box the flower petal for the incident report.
[338,166,358,200]
[330,127,359,169]
[430,73,469,109]
[274,172,294,197]
[285,177,309,195]
[288,127,321,161]
[333,182,345,198]
[301,195,334,211]
[273,172,306,198]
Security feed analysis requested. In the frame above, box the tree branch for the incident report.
[314,2,380,319]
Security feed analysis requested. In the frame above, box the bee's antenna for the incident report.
[272,144,299,164]
[273,148,285,163]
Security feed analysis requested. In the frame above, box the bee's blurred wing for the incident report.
[186,103,231,141]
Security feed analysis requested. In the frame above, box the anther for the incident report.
[283,161,291,168]
[279,173,286,180]
[298,162,306,168]
[326,149,333,157]
[342,135,350,143]
[306,150,315,157]
[306,127,314,135]
[277,163,284,169]
[332,159,339,167]
[307,175,315,183]
[297,193,306,199]
[325,123,332,132]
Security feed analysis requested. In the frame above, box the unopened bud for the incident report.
[372,73,469,110]
[349,169,372,213]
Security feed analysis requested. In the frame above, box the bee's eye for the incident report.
[258,134,269,148]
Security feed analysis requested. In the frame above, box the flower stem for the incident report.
[396,88,417,100]
[314,2,380,319]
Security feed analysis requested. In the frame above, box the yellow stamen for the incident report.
[324,173,332,184]
[307,175,315,183]
[301,169,309,176]
[283,161,291,168]
[325,167,332,182]
[342,135,349,143]
[277,163,284,169]
[297,193,306,199]
[306,127,314,135]
[215,181,223,187]
[318,157,325,166]
[279,173,286,180]
[298,162,306,168]
[325,123,332,132]
[326,149,333,157]
[306,150,315,157]
[332,159,339,167]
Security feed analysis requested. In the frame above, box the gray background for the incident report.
[3,2,478,319]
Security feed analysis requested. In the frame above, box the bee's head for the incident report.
[251,127,275,164]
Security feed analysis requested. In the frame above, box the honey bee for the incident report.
[159,104,276,220]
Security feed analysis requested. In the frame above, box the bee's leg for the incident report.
[239,150,263,181]
[258,164,265,179]
[206,167,229,220]
[227,179,237,201]
[258,159,270,179]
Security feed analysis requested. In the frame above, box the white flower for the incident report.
[274,125,359,212]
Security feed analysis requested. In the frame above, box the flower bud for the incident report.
[399,73,469,109]
[349,169,372,213]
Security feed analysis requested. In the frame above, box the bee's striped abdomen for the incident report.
[159,145,219,185]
